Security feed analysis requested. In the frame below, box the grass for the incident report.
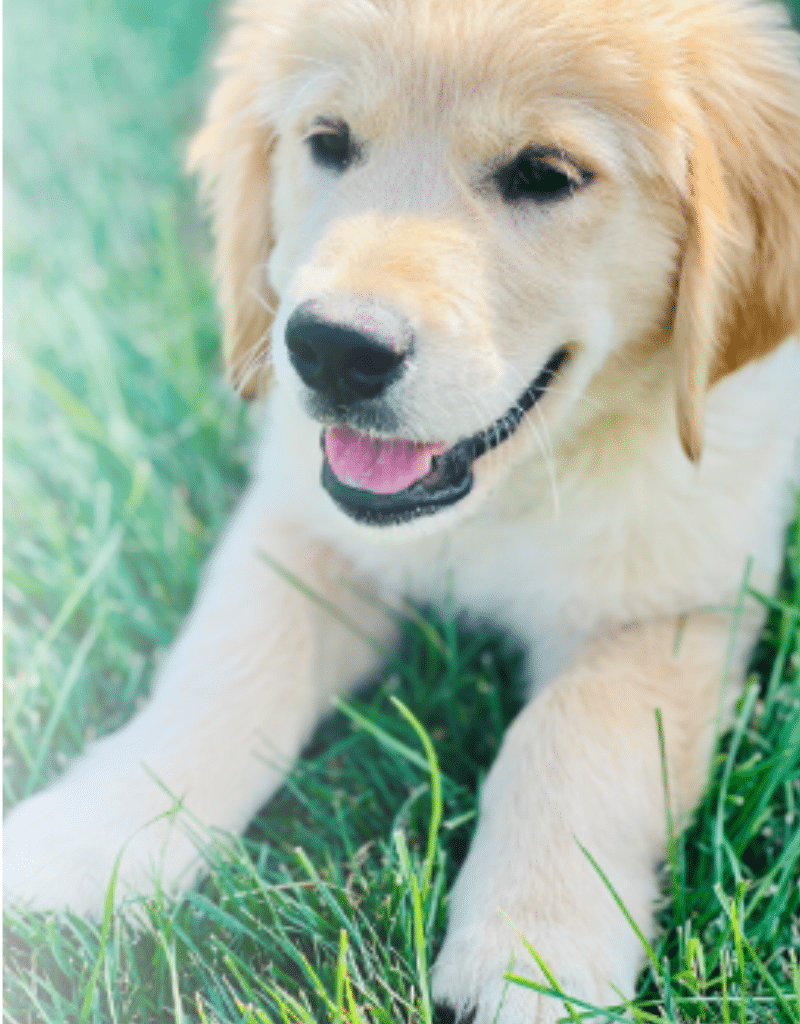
[4,0,800,1021]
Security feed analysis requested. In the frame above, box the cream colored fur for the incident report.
[5,0,800,1020]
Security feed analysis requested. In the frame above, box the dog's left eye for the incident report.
[495,149,587,204]
[307,119,357,172]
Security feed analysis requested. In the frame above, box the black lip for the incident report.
[321,347,569,526]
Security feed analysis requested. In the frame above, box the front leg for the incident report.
[433,615,756,1024]
[3,484,393,916]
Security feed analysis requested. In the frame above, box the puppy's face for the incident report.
[191,0,800,534]
[265,0,684,530]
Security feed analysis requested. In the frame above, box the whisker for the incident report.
[532,403,561,520]
[247,279,277,317]
[228,322,272,396]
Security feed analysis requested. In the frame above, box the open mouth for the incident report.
[321,347,569,526]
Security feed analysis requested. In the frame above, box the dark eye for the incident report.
[496,149,585,204]
[307,120,356,172]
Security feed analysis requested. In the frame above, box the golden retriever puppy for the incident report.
[5,0,800,1019]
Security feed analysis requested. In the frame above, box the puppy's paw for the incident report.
[3,767,203,917]
[432,919,616,1024]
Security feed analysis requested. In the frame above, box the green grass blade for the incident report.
[335,699,431,774]
[575,840,660,976]
[498,910,582,1024]
[258,551,392,660]
[655,708,683,920]
[79,848,122,1024]
[389,696,443,903]
[410,874,432,1024]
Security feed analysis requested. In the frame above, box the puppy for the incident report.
[5,0,800,1020]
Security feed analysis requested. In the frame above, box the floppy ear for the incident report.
[187,21,278,400]
[672,15,800,461]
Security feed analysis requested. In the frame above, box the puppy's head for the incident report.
[189,0,800,531]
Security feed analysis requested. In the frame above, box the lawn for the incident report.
[4,1,800,1021]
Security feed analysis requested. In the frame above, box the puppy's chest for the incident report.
[336,450,780,677]
[340,495,693,660]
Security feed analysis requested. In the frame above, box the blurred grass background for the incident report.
[4,1,800,1021]
[4,0,250,801]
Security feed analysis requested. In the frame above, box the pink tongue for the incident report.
[325,426,451,494]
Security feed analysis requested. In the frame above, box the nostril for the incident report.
[352,346,402,376]
[288,337,322,382]
[345,346,404,393]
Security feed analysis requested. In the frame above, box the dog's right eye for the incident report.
[307,120,356,172]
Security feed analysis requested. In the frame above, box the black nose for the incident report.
[285,303,408,404]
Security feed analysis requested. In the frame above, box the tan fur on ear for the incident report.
[672,9,800,461]
[673,124,731,462]
[187,19,278,400]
